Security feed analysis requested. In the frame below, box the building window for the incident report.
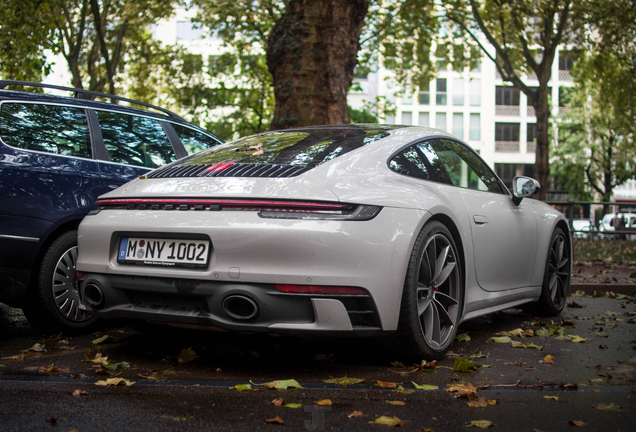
[453,79,464,106]
[419,112,430,127]
[385,114,395,124]
[495,86,520,106]
[495,163,534,190]
[469,113,480,140]
[402,91,413,105]
[437,60,447,71]
[495,122,520,152]
[469,79,481,106]
[402,111,413,125]
[435,113,446,131]
[471,60,482,72]
[436,79,447,105]
[177,21,206,40]
[452,113,463,139]
[559,51,577,71]
[419,80,430,105]
[527,123,536,152]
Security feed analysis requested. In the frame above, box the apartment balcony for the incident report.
[495,141,520,152]
[527,106,535,117]
[495,105,520,116]
[527,141,536,153]
[559,70,572,81]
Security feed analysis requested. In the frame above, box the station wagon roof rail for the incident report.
[0,80,185,121]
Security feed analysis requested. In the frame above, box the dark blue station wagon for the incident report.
[0,81,222,332]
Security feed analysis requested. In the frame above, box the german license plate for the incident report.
[117,237,210,268]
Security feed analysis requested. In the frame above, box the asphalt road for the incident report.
[1,290,635,431]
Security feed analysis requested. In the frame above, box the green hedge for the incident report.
[573,240,636,263]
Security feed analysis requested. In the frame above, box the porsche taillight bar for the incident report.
[95,198,348,211]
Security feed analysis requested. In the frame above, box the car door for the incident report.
[92,110,179,191]
[420,138,538,291]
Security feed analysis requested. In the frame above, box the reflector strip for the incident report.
[206,161,236,172]
[275,284,368,295]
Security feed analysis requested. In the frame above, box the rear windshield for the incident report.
[178,126,391,169]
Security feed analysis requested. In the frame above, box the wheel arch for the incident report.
[27,219,82,293]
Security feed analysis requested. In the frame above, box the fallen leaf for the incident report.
[567,302,584,308]
[511,341,544,350]
[315,399,332,406]
[24,343,45,352]
[100,360,130,371]
[568,335,589,343]
[455,333,471,342]
[348,411,364,418]
[45,416,57,425]
[39,365,69,376]
[375,381,398,388]
[42,333,63,343]
[251,149,264,156]
[569,290,588,297]
[596,332,608,338]
[412,382,438,390]
[592,403,623,411]
[488,336,511,343]
[91,335,119,345]
[284,403,302,408]
[391,361,405,367]
[258,379,303,390]
[232,384,253,391]
[543,395,558,400]
[599,344,608,349]
[70,389,88,397]
[177,348,198,363]
[323,376,364,386]
[271,397,284,406]
[568,420,586,426]
[264,416,284,424]
[464,420,495,428]
[386,400,406,405]
[2,354,25,361]
[394,385,415,394]
[94,377,135,387]
[454,357,479,372]
[369,415,408,427]
[540,355,555,364]
[470,350,489,359]
[248,142,263,150]
[446,383,478,398]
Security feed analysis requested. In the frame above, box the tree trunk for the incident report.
[529,86,551,201]
[266,0,369,130]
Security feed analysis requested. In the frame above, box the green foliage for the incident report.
[349,105,378,124]
[553,52,636,201]
[573,240,636,263]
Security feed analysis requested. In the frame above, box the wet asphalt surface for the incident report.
[1,290,636,431]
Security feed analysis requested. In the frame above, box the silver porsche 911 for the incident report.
[76,125,571,359]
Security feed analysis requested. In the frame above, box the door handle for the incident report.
[473,215,489,224]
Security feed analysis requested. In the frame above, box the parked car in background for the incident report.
[76,125,571,360]
[599,212,636,240]
[572,218,595,240]
[0,81,223,332]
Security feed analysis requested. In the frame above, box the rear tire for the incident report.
[395,221,463,361]
[528,227,571,316]
[22,230,99,333]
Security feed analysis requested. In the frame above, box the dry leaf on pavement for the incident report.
[348,411,364,418]
[264,416,284,424]
[369,415,408,427]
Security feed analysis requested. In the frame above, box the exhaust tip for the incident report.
[84,283,104,308]
[222,295,259,320]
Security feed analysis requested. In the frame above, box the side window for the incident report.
[433,139,503,193]
[171,123,222,154]
[388,146,430,180]
[0,103,90,157]
[96,111,175,168]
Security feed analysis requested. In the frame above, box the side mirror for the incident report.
[512,176,540,205]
